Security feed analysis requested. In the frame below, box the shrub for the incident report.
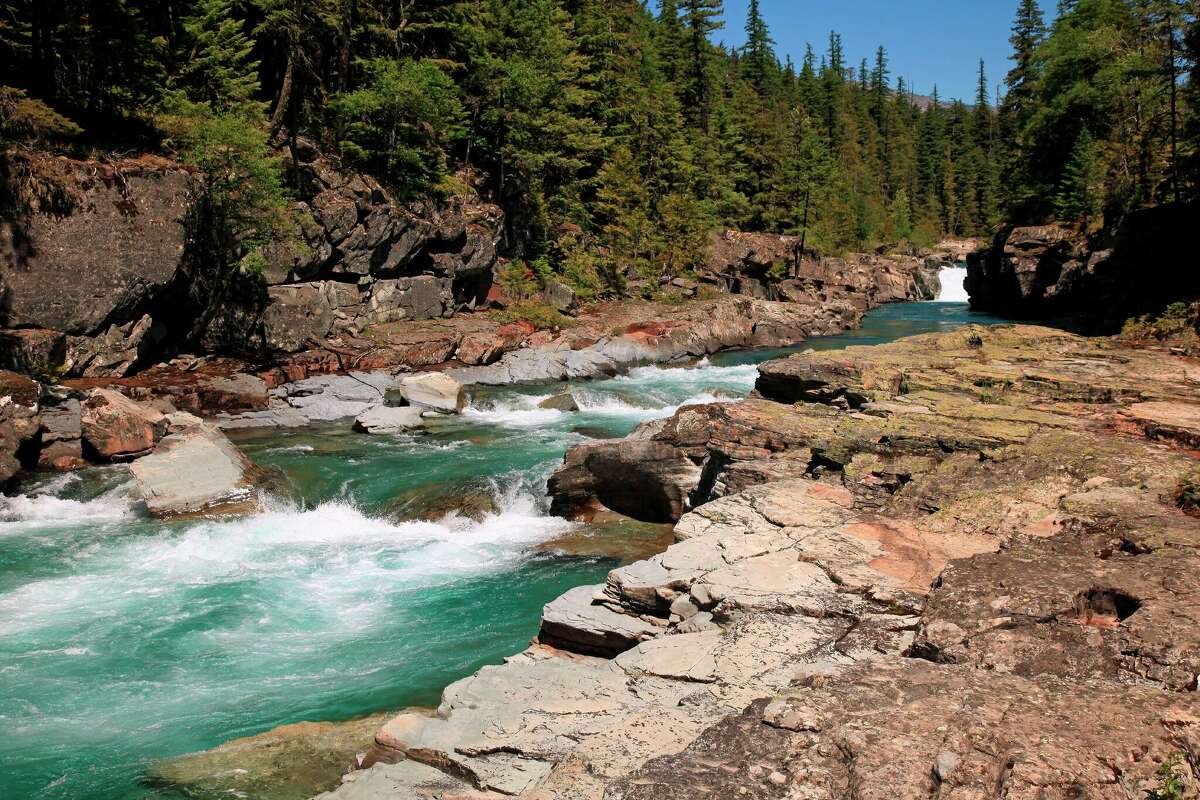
[494,301,575,331]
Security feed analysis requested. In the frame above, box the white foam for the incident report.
[463,394,567,427]
[935,266,970,302]
[0,486,135,531]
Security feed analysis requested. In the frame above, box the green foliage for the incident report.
[1145,754,1189,800]
[178,0,260,110]
[494,300,576,330]
[495,261,538,302]
[0,0,1193,288]
[158,95,295,256]
[1055,128,1103,223]
[332,58,465,196]
[0,87,82,142]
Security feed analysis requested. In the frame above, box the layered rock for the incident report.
[966,205,1200,327]
[328,324,1200,799]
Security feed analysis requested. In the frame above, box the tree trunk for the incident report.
[269,45,296,135]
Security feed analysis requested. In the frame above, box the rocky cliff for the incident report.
[0,148,505,377]
[326,324,1200,799]
[966,204,1200,328]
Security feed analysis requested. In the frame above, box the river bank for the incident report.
[320,320,1200,799]
[0,299,1001,800]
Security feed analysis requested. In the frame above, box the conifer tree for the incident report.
[741,0,776,93]
[1055,127,1102,225]
[178,0,261,110]
[679,0,723,131]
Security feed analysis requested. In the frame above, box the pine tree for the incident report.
[679,0,723,131]
[1055,127,1102,225]
[178,0,261,110]
[741,0,775,94]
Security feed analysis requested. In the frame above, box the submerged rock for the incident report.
[150,712,393,800]
[130,420,265,517]
[538,391,579,412]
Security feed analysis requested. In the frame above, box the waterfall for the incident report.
[934,265,970,302]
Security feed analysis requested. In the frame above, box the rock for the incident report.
[0,371,41,482]
[65,313,164,377]
[611,659,1200,800]
[152,713,393,800]
[278,373,391,421]
[0,329,67,374]
[548,439,703,523]
[353,405,425,435]
[0,159,193,336]
[37,394,85,470]
[263,283,335,353]
[967,206,1200,328]
[80,389,168,460]
[538,392,579,412]
[129,421,265,517]
[543,281,577,312]
[538,586,660,657]
[395,373,465,414]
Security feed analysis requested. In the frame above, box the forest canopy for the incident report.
[1,0,1197,295]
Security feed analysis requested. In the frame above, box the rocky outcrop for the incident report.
[967,205,1200,328]
[704,230,944,306]
[129,414,266,517]
[0,149,504,375]
[330,324,1199,799]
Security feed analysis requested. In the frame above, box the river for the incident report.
[0,291,1003,800]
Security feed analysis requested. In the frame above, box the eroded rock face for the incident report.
[0,370,41,482]
[610,659,1200,800]
[0,157,194,337]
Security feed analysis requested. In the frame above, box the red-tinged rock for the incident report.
[81,389,168,460]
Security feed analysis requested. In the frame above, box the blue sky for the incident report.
[663,1,1050,103]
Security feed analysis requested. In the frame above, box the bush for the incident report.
[1145,754,1189,800]
[494,301,575,331]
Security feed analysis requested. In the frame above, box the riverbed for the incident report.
[0,295,1006,800]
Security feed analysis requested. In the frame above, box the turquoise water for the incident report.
[0,301,1006,800]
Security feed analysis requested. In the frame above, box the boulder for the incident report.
[539,585,660,657]
[263,284,335,353]
[0,371,42,482]
[80,389,168,460]
[538,392,579,412]
[37,393,85,470]
[0,329,67,374]
[543,281,577,312]
[548,439,703,522]
[395,373,465,414]
[353,405,426,435]
[129,421,264,517]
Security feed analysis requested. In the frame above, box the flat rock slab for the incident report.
[353,405,425,435]
[130,423,263,517]
[539,586,660,657]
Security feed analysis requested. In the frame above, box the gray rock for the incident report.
[539,586,660,657]
[543,281,577,312]
[263,284,334,353]
[395,373,464,414]
[353,406,425,435]
[129,421,263,517]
